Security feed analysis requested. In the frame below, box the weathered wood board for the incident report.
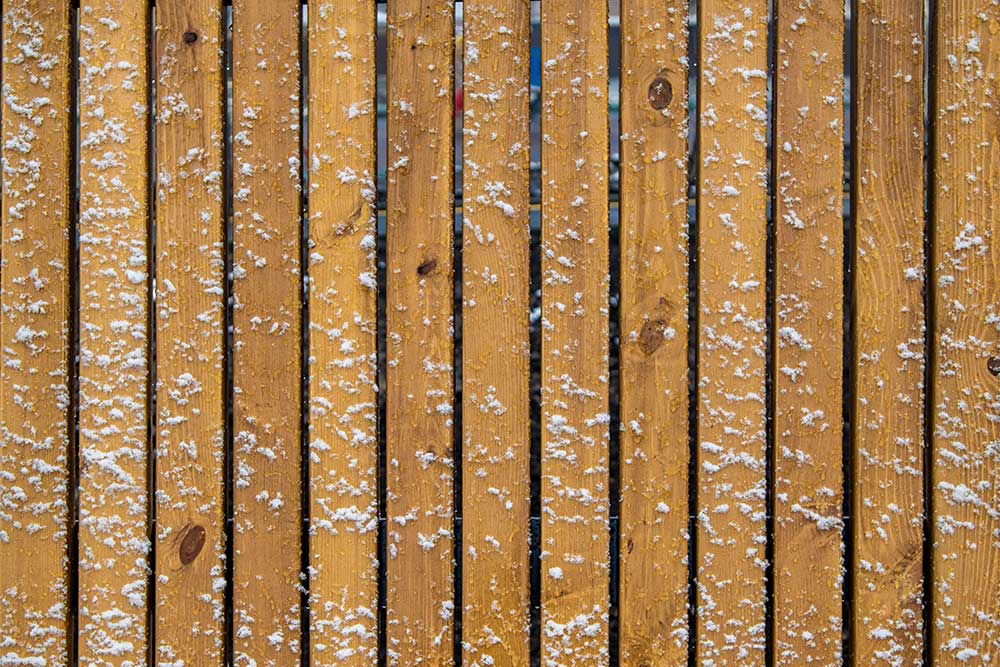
[231,1,303,664]
[772,0,845,663]
[695,0,769,662]
[153,2,227,665]
[618,0,691,662]
[384,0,456,663]
[0,2,72,664]
[306,0,379,663]
[461,0,532,664]
[853,0,926,662]
[539,0,611,663]
[77,1,151,664]
[931,2,1000,664]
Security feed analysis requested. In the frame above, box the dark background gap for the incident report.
[67,7,82,667]
[222,8,236,667]
[452,2,464,662]
[843,0,858,660]
[144,5,158,667]
[298,2,312,662]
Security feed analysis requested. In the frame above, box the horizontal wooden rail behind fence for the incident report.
[1,0,998,666]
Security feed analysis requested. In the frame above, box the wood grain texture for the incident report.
[539,0,610,663]
[231,1,303,665]
[77,1,151,664]
[617,0,690,662]
[931,3,1000,664]
[695,0,768,662]
[307,0,379,664]
[384,0,455,663]
[153,2,226,665]
[461,0,531,665]
[772,0,844,663]
[0,2,72,664]
[852,0,925,662]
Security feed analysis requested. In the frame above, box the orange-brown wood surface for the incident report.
[461,0,532,665]
[931,1,1000,663]
[307,0,379,663]
[231,1,303,664]
[772,0,845,663]
[0,2,72,664]
[154,2,226,665]
[384,0,455,663]
[853,0,925,662]
[77,1,151,664]
[11,2,1000,663]
[695,0,768,662]
[539,0,610,663]
[618,0,690,662]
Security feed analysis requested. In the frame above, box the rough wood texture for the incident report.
[853,0,925,662]
[931,3,1000,664]
[231,1,303,664]
[539,0,610,662]
[695,0,768,661]
[153,2,226,665]
[0,2,72,664]
[307,0,379,664]
[461,0,531,665]
[772,0,844,663]
[76,2,151,664]
[384,0,455,663]
[618,0,690,662]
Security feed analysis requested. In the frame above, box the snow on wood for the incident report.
[696,0,769,663]
[307,1,379,664]
[231,2,303,666]
[153,3,227,666]
[618,0,691,662]
[0,2,71,664]
[76,2,151,664]
[384,0,456,663]
[540,0,611,663]
[461,0,532,665]
[853,0,926,662]
[932,3,1000,664]
[773,0,845,663]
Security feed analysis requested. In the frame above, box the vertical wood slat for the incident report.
[76,1,151,664]
[460,0,531,664]
[384,0,455,662]
[931,3,1000,664]
[0,2,72,664]
[772,0,845,663]
[695,0,769,662]
[539,0,610,662]
[852,0,925,661]
[306,0,379,664]
[153,2,226,665]
[617,0,690,661]
[231,1,303,664]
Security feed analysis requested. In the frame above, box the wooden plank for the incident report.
[539,0,610,662]
[852,0,925,661]
[460,0,531,664]
[694,0,768,662]
[306,0,379,664]
[772,0,844,663]
[931,3,1000,664]
[230,1,302,664]
[384,0,455,662]
[617,0,690,662]
[0,2,72,664]
[76,1,151,664]
[153,2,226,665]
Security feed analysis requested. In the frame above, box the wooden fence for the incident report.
[0,0,997,665]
